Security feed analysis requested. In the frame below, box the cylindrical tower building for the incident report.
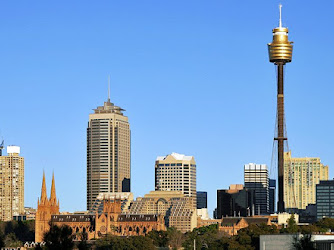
[268,4,293,213]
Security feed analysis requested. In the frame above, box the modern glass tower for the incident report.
[244,163,269,215]
[87,97,130,211]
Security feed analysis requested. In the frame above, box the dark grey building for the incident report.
[217,185,254,219]
[269,179,276,214]
[197,191,207,209]
[316,180,334,220]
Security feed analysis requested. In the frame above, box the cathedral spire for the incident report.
[50,172,57,204]
[40,171,47,204]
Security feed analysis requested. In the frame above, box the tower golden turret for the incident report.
[268,4,293,63]
[268,4,293,213]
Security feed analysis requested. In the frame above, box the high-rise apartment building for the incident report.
[284,151,328,210]
[155,153,196,208]
[244,163,269,215]
[0,146,24,221]
[87,98,131,211]
[127,190,197,232]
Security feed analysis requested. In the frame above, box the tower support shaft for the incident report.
[276,62,286,213]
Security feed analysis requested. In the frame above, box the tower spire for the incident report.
[41,171,47,204]
[108,75,110,102]
[279,4,282,28]
[50,171,56,204]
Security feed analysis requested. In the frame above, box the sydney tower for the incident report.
[268,5,293,213]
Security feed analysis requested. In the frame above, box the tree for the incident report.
[293,234,316,250]
[130,236,155,250]
[237,224,279,250]
[167,227,184,250]
[44,224,74,250]
[4,232,22,247]
[147,230,168,247]
[281,214,299,233]
[316,218,334,231]
[77,231,90,250]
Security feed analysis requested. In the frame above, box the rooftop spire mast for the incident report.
[279,4,282,28]
[108,75,110,102]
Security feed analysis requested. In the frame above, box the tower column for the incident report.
[276,62,286,213]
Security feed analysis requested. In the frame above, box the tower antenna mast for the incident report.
[108,75,110,102]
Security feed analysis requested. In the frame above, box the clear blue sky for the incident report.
[0,1,333,215]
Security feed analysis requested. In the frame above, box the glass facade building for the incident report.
[244,163,269,215]
[316,180,334,220]
[196,191,207,209]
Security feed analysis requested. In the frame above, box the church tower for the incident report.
[35,172,60,242]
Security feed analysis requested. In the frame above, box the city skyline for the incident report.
[0,1,333,214]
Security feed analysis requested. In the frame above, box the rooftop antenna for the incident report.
[0,140,4,156]
[108,75,110,102]
[279,4,282,28]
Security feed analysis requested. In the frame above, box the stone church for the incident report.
[35,174,166,242]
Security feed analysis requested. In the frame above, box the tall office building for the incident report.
[316,180,334,220]
[244,163,269,215]
[87,97,131,211]
[217,184,254,218]
[0,146,24,221]
[269,179,276,214]
[284,151,328,210]
[155,153,196,208]
[197,191,207,209]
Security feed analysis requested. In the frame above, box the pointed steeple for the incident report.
[40,171,47,204]
[50,172,57,205]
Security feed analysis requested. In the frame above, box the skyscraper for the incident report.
[87,97,131,211]
[196,191,207,209]
[284,151,328,210]
[217,184,254,218]
[0,146,24,221]
[155,153,197,208]
[244,163,269,215]
[316,180,334,220]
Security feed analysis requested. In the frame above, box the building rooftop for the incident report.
[93,99,125,115]
[156,152,193,161]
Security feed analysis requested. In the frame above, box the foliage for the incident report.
[77,231,90,250]
[4,232,22,247]
[43,224,74,250]
[293,234,316,250]
[147,230,168,247]
[299,224,320,234]
[0,220,35,243]
[95,234,155,250]
[237,224,279,250]
[316,217,334,231]
[167,227,184,250]
[281,214,299,233]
